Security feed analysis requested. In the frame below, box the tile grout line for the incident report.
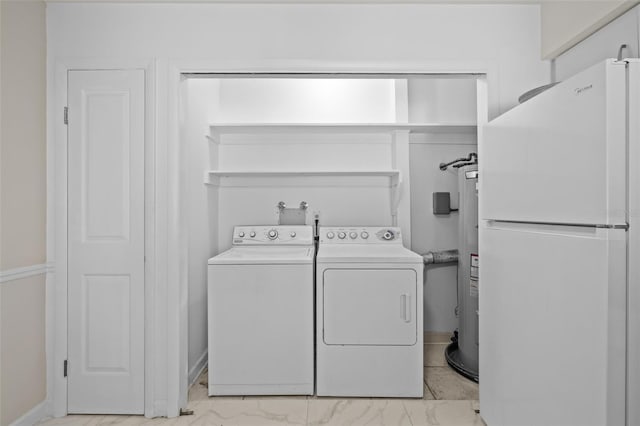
[424,377,438,400]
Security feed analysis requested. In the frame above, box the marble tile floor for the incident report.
[40,337,483,425]
[422,334,479,401]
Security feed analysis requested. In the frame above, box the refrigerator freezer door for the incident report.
[479,222,626,426]
[481,60,626,226]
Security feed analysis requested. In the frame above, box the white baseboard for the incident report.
[188,350,208,386]
[10,399,50,426]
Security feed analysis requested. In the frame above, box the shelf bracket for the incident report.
[204,171,220,186]
[205,134,220,145]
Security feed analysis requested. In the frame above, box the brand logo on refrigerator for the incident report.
[574,84,593,95]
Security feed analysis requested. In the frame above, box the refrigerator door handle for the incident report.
[486,219,628,231]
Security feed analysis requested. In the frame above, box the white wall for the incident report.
[216,78,397,123]
[554,5,639,82]
[1,276,47,425]
[183,79,220,385]
[1,1,47,424]
[47,3,548,119]
[408,78,477,124]
[541,1,636,59]
[47,1,548,401]
[1,1,47,270]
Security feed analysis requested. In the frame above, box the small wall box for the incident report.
[433,192,452,215]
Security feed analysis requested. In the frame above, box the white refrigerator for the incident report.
[480,59,640,426]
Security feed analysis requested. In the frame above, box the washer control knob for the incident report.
[250,231,256,238]
[349,232,357,239]
[361,231,369,239]
[338,232,347,239]
[382,230,395,241]
[268,229,278,240]
[326,232,335,239]
[238,231,245,237]
[290,232,296,238]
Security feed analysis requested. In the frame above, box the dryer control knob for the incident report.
[349,232,357,239]
[326,232,335,239]
[290,232,296,238]
[338,232,346,239]
[382,230,395,240]
[250,231,256,238]
[268,229,278,240]
[361,231,369,239]
[238,231,245,237]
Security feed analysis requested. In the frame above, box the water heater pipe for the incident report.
[422,249,459,265]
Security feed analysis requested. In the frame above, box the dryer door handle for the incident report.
[400,294,411,323]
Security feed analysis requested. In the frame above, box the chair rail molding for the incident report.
[0,263,54,284]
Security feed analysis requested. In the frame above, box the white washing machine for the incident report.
[316,226,424,397]
[207,225,314,395]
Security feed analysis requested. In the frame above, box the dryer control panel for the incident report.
[319,227,403,244]
[233,225,314,246]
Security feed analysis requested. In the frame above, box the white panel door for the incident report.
[67,70,145,414]
[479,221,626,426]
[322,269,417,345]
[481,59,626,226]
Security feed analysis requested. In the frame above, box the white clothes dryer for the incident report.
[316,227,424,397]
[208,225,314,396]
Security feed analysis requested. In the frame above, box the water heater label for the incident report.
[470,254,479,278]
[470,279,479,298]
[470,254,479,297]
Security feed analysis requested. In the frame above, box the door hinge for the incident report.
[63,360,68,377]
[64,107,68,125]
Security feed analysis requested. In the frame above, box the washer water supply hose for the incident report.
[422,249,459,265]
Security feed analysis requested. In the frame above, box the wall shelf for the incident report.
[204,122,468,223]
[205,169,400,186]
[208,123,476,143]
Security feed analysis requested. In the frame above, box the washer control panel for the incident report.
[319,227,402,244]
[233,225,313,245]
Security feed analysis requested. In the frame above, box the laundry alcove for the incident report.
[179,74,482,390]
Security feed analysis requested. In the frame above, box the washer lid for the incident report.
[316,244,422,263]
[208,246,315,265]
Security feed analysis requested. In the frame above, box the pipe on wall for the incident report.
[422,249,459,265]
